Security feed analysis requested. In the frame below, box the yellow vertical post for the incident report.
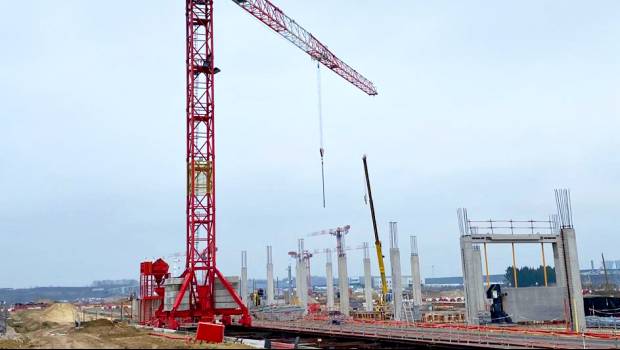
[483,243,490,288]
[541,243,548,287]
[573,298,579,332]
[511,243,518,288]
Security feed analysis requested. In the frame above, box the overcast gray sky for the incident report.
[0,1,618,288]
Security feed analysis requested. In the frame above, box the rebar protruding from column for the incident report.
[554,188,573,229]
[410,235,418,256]
[457,208,470,236]
[298,238,304,256]
[389,221,399,249]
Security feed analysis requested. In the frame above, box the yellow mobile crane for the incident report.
[362,155,389,308]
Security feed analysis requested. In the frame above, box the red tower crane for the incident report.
[140,0,376,330]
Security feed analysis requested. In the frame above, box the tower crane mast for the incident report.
[140,0,376,330]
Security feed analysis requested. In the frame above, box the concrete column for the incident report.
[325,250,335,310]
[266,246,274,305]
[287,265,293,305]
[363,243,373,312]
[561,228,586,332]
[410,236,423,306]
[338,253,350,316]
[473,245,486,311]
[460,235,481,324]
[240,251,248,304]
[301,256,308,312]
[295,260,302,303]
[389,222,403,321]
[552,241,567,289]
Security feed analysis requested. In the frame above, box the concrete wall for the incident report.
[502,286,566,323]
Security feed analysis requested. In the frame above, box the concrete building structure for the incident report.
[410,236,422,306]
[389,222,403,321]
[458,202,586,331]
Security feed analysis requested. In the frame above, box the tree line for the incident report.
[504,265,556,287]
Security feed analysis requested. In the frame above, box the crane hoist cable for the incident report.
[316,62,326,208]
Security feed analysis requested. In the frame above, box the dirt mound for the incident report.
[40,303,77,324]
[82,319,114,328]
[80,320,139,338]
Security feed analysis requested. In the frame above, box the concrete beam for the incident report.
[469,234,559,244]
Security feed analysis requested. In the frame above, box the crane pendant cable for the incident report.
[317,62,326,208]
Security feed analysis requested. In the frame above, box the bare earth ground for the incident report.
[0,309,248,349]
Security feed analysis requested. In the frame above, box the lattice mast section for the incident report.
[186,0,217,309]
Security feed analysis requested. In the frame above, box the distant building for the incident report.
[424,275,505,287]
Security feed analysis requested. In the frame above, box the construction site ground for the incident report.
[0,305,248,349]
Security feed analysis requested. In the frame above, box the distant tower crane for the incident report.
[139,0,376,329]
[308,225,352,315]
[308,225,352,257]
